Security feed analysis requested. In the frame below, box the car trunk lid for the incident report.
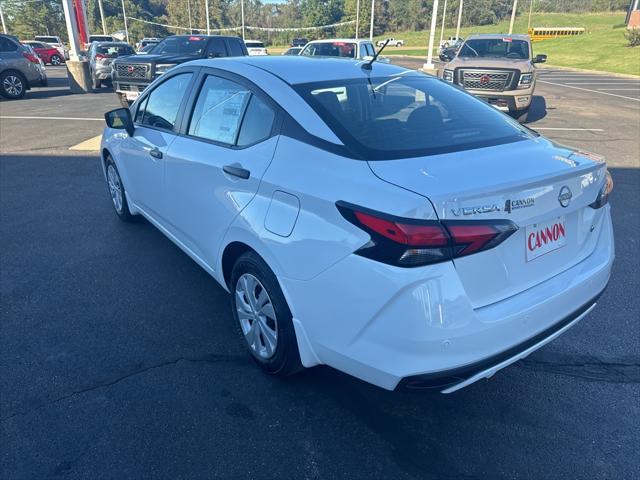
[368,138,608,308]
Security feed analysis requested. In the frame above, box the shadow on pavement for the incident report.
[1,153,638,480]
[526,95,548,123]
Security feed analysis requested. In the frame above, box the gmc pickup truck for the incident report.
[111,35,247,106]
[441,34,546,122]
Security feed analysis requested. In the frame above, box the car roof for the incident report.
[466,33,530,41]
[94,41,130,46]
[188,55,412,85]
[307,38,369,44]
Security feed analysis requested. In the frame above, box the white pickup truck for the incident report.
[376,38,404,47]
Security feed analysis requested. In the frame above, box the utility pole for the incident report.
[455,0,463,40]
[424,0,439,71]
[369,0,375,42]
[204,0,210,35]
[355,0,360,40]
[120,0,129,43]
[527,0,534,31]
[187,0,193,34]
[439,0,448,46]
[97,0,107,35]
[0,4,7,34]
[508,0,518,35]
[241,0,245,40]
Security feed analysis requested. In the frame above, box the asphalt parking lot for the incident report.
[1,65,639,479]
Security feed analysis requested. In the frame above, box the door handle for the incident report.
[223,164,250,180]
[149,148,163,159]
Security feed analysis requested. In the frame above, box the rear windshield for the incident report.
[90,36,113,42]
[245,42,264,48]
[458,38,530,59]
[96,44,134,57]
[300,42,357,58]
[35,36,59,44]
[153,36,207,56]
[294,74,532,160]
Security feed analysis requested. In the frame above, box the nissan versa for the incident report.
[100,56,614,392]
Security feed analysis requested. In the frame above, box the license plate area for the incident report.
[526,216,566,261]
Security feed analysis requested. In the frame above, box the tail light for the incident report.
[337,202,518,267]
[22,52,40,64]
[589,169,613,209]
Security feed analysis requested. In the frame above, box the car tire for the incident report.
[0,70,27,99]
[50,54,62,66]
[91,71,101,90]
[514,107,530,123]
[230,252,303,377]
[105,155,135,221]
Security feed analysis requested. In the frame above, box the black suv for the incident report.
[112,35,247,106]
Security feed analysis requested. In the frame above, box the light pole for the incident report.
[508,0,518,35]
[204,0,210,35]
[439,0,448,46]
[241,0,245,40]
[527,0,534,31]
[187,0,193,34]
[355,0,360,40]
[121,0,129,43]
[369,0,375,42]
[97,0,107,35]
[424,0,439,71]
[0,4,7,34]
[455,0,463,40]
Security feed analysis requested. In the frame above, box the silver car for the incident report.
[88,41,135,90]
[0,34,47,99]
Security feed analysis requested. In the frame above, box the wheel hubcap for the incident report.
[3,76,23,96]
[235,273,278,359]
[107,165,123,212]
[52,56,60,65]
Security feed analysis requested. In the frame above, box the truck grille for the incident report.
[459,69,514,92]
[115,63,149,79]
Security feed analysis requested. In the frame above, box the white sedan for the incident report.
[101,56,614,392]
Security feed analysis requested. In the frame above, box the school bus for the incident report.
[528,27,585,42]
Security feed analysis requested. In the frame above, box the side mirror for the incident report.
[207,52,222,58]
[105,107,134,136]
[441,51,454,62]
[533,54,547,64]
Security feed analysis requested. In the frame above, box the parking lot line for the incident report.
[0,116,104,121]
[565,82,640,85]
[597,88,640,91]
[533,127,605,132]
[538,80,640,102]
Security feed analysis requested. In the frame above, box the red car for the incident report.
[22,41,64,65]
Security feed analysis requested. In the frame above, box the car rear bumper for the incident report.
[281,206,614,392]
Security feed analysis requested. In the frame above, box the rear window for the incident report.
[154,36,207,56]
[96,44,134,57]
[294,74,532,160]
[458,38,530,59]
[245,42,265,48]
[90,36,113,42]
[35,36,59,44]
[300,42,357,58]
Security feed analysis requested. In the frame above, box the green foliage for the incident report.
[624,27,640,47]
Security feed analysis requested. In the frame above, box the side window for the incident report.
[188,75,250,144]
[237,96,275,147]
[157,38,177,55]
[226,39,244,57]
[206,38,227,58]
[139,73,193,131]
[364,43,375,57]
[0,38,18,52]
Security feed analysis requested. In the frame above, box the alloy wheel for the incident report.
[51,55,61,65]
[107,164,123,213]
[235,273,278,359]
[3,75,23,97]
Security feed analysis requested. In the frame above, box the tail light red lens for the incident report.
[337,202,518,267]
[22,52,40,64]
[95,53,105,59]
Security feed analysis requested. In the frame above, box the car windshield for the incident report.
[153,36,207,56]
[458,38,530,59]
[96,44,134,57]
[300,42,357,58]
[294,74,532,159]
[91,36,112,42]
[246,42,264,48]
